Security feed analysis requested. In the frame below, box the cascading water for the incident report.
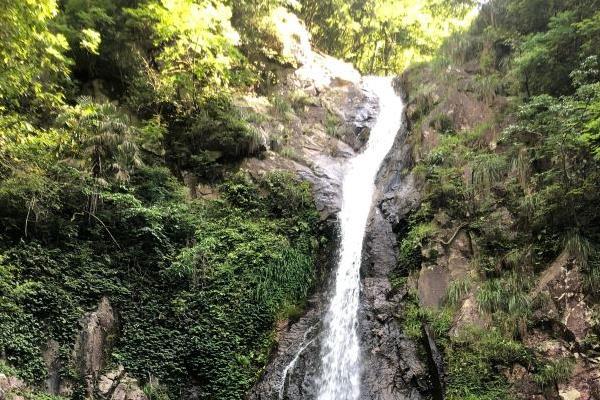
[317,76,404,400]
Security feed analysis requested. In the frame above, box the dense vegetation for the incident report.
[299,0,476,73]
[400,0,600,398]
[3,0,599,398]
[0,0,323,398]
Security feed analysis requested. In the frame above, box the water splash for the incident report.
[317,77,404,400]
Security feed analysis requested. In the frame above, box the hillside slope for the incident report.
[396,1,600,399]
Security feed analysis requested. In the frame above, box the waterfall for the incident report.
[317,77,404,400]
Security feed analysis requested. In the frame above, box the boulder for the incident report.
[531,252,593,344]
[559,388,581,400]
[98,365,125,396]
[111,377,147,400]
[0,374,25,392]
[418,265,450,309]
[450,293,489,336]
[98,366,147,400]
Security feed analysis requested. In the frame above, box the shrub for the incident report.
[398,222,435,272]
[447,327,531,400]
[533,357,575,389]
[444,277,473,307]
[164,96,264,177]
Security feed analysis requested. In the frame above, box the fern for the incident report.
[444,277,473,307]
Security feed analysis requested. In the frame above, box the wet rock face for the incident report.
[358,278,428,400]
[248,312,322,400]
[358,93,430,400]
[247,77,381,400]
[296,81,379,221]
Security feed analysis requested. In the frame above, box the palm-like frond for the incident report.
[59,98,143,182]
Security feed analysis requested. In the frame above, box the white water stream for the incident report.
[316,77,404,400]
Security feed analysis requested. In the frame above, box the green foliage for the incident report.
[400,288,454,344]
[0,168,319,398]
[469,152,507,193]
[406,2,600,398]
[401,290,532,400]
[398,221,435,272]
[58,98,142,182]
[533,357,575,389]
[300,0,475,74]
[164,96,263,178]
[429,113,455,135]
[0,0,71,112]
[446,0,600,97]
[0,360,18,376]
[415,166,466,216]
[444,276,473,307]
[143,380,171,400]
[271,95,294,120]
[446,327,531,400]
[476,273,531,318]
[278,146,300,161]
[25,393,67,400]
[324,113,342,138]
[125,0,245,108]
[0,2,330,395]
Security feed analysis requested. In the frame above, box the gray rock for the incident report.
[98,365,125,396]
[418,266,450,309]
[73,297,117,398]
[42,339,61,394]
[0,373,25,392]
[247,298,324,400]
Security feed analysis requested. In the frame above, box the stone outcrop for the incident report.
[74,296,117,397]
[449,293,489,336]
[532,252,594,345]
[98,366,148,400]
[0,298,145,400]
[241,71,379,222]
[70,298,148,400]
[418,226,473,310]
[43,339,61,394]
[0,373,25,398]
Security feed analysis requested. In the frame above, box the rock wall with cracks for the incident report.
[358,79,428,400]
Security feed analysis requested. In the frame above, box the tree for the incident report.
[59,98,142,183]
[0,0,71,113]
[299,0,475,74]
[125,0,245,110]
